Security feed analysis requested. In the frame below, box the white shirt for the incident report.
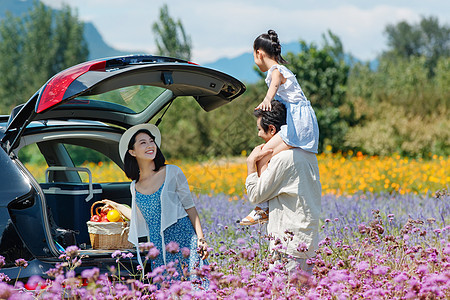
[246,149,322,258]
[128,164,195,266]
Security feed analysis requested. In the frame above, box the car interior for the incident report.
[16,126,132,254]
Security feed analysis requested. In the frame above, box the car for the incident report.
[0,55,246,280]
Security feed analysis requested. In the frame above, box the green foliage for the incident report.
[348,56,449,116]
[152,4,191,60]
[344,103,449,157]
[158,85,263,160]
[345,16,449,158]
[383,16,450,76]
[0,2,88,114]
[18,143,45,165]
[346,54,449,157]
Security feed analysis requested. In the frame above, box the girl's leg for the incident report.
[240,134,292,226]
[257,133,292,175]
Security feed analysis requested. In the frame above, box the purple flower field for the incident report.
[1,192,449,299]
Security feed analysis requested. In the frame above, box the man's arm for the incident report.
[246,145,287,204]
[246,144,272,175]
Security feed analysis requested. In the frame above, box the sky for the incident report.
[41,0,449,64]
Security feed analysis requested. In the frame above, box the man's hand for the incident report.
[247,144,273,175]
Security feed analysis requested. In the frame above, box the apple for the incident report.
[90,215,100,222]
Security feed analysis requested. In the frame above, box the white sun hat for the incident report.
[119,123,161,162]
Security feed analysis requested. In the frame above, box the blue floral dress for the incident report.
[135,184,208,286]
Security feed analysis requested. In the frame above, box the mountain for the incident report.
[83,22,139,60]
[203,42,303,84]
[203,42,380,84]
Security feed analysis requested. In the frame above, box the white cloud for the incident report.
[41,0,449,63]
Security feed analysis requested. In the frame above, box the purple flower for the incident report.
[444,244,450,255]
[356,261,369,271]
[111,250,121,258]
[364,251,374,257]
[416,265,428,275]
[0,282,14,299]
[394,272,409,283]
[166,241,179,254]
[0,256,4,268]
[181,247,190,258]
[81,267,99,281]
[146,247,160,259]
[169,282,183,296]
[64,245,79,258]
[139,242,155,251]
[297,242,309,252]
[358,224,368,234]
[121,252,134,259]
[14,259,28,268]
[373,265,389,275]
[233,288,248,298]
[236,238,246,245]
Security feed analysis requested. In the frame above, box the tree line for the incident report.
[0,3,448,161]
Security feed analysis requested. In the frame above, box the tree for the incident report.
[152,4,191,60]
[383,16,450,76]
[0,2,88,113]
[0,13,26,109]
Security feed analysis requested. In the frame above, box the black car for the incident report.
[0,55,245,279]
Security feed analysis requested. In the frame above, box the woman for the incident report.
[104,123,208,282]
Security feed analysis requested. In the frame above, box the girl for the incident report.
[104,123,208,285]
[240,30,319,226]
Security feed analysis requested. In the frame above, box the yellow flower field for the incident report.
[177,153,449,197]
[25,153,448,197]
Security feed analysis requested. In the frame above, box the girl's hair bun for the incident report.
[253,29,287,64]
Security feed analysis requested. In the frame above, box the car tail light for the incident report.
[36,60,106,113]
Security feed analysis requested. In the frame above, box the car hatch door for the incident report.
[1,55,246,153]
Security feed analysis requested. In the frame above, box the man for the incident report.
[245,100,322,273]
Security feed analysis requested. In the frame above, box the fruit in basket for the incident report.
[107,209,122,222]
[100,214,109,222]
[90,215,101,222]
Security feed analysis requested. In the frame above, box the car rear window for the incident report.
[71,85,167,114]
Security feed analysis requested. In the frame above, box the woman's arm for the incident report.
[186,207,208,259]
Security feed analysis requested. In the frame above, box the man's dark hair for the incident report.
[123,129,166,181]
[253,100,286,133]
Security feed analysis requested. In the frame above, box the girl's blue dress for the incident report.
[266,64,319,153]
[135,184,208,287]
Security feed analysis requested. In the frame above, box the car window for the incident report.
[19,143,128,184]
[73,85,167,114]
[64,144,128,183]
[19,144,47,183]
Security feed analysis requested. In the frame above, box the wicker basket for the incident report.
[87,201,133,250]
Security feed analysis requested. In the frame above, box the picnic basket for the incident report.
[87,201,133,250]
